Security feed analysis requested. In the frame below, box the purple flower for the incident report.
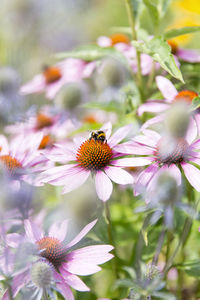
[137,76,200,134]
[114,128,200,197]
[39,123,134,201]
[168,40,200,63]
[19,59,96,100]
[2,219,113,300]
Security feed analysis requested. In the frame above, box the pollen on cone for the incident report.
[110,33,130,45]
[36,113,54,130]
[43,66,62,84]
[0,155,22,173]
[173,90,198,104]
[76,139,113,171]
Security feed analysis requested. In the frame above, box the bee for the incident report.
[89,130,107,143]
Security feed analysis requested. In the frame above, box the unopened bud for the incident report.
[31,261,52,288]
[165,102,190,138]
[55,83,82,110]
[156,171,179,206]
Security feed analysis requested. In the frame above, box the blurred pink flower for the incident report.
[137,76,200,134]
[39,123,134,201]
[168,40,200,63]
[2,219,113,300]
[114,128,200,197]
[0,133,49,185]
[19,59,96,100]
[97,34,159,76]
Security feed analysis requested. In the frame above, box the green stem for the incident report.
[124,0,144,102]
[152,228,166,266]
[8,285,13,300]
[104,202,119,279]
[43,289,49,300]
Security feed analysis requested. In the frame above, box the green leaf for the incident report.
[190,96,200,111]
[131,0,141,18]
[176,260,200,277]
[143,0,159,26]
[132,36,184,82]
[164,26,200,39]
[159,0,172,18]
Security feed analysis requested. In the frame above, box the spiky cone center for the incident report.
[37,237,66,269]
[43,66,62,84]
[173,90,198,104]
[155,137,189,165]
[36,113,54,130]
[0,155,22,173]
[39,135,53,149]
[76,139,113,171]
[110,33,130,45]
[167,40,178,55]
[31,261,53,288]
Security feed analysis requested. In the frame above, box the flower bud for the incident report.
[165,102,190,138]
[55,83,83,110]
[31,261,52,288]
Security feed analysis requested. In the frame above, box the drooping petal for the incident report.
[24,219,43,242]
[59,268,90,291]
[53,271,74,300]
[61,169,90,194]
[104,166,133,185]
[134,163,158,195]
[156,76,178,101]
[95,171,113,202]
[19,74,46,95]
[177,48,200,63]
[140,115,164,131]
[108,124,133,147]
[114,142,154,155]
[38,165,77,184]
[137,101,169,116]
[48,220,69,242]
[2,271,30,300]
[181,162,200,192]
[6,233,22,248]
[185,117,198,144]
[66,219,97,249]
[133,135,157,148]
[112,157,153,167]
[167,164,182,185]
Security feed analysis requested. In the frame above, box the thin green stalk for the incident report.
[8,285,13,300]
[104,202,119,279]
[124,0,144,102]
[152,228,167,266]
[43,289,49,300]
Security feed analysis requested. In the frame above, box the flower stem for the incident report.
[152,228,167,266]
[43,289,49,300]
[124,0,144,102]
[104,202,119,279]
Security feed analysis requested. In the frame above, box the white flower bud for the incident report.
[31,261,52,289]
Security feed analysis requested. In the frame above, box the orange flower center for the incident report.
[167,40,178,55]
[36,113,54,130]
[110,33,130,45]
[37,237,66,268]
[39,135,53,149]
[173,90,198,104]
[76,139,113,171]
[83,115,98,124]
[155,137,189,165]
[0,155,22,173]
[43,66,62,84]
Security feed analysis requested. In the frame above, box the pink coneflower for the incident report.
[168,39,200,63]
[137,76,200,133]
[19,59,96,100]
[97,34,158,76]
[2,219,113,300]
[115,128,200,196]
[0,133,49,185]
[39,123,134,201]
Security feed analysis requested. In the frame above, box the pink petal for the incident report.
[66,219,97,249]
[2,271,30,300]
[82,61,97,78]
[19,74,45,95]
[134,164,158,195]
[167,164,182,185]
[54,272,74,300]
[97,36,112,47]
[194,113,200,135]
[140,115,164,131]
[24,219,43,242]
[104,166,133,184]
[62,261,101,276]
[181,163,200,192]
[95,171,113,202]
[100,122,112,140]
[112,157,153,167]
[190,138,200,149]
[61,169,90,194]
[48,220,68,242]
[114,142,154,155]
[156,76,177,101]
[177,48,200,63]
[108,124,133,147]
[0,135,9,154]
[137,101,169,116]
[133,135,157,148]
[38,165,76,183]
[6,233,22,248]
[142,129,161,143]
[185,117,197,144]
[67,245,113,265]
[60,268,90,291]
